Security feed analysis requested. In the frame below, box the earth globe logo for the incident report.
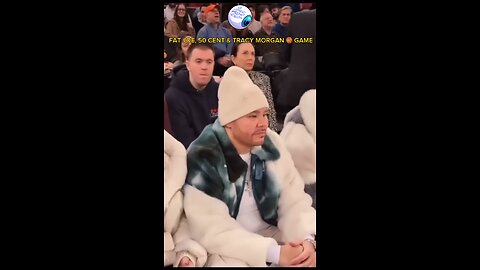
[228,5,252,30]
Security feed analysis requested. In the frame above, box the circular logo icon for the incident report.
[228,5,252,30]
[286,37,293,44]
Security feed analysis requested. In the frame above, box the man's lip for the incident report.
[254,131,266,135]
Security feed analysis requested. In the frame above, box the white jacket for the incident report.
[164,130,207,267]
[280,90,316,185]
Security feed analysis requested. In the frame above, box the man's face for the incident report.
[206,8,220,24]
[200,6,207,22]
[186,48,215,88]
[260,12,274,29]
[168,3,176,9]
[279,9,291,25]
[227,108,270,148]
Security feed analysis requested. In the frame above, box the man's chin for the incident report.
[252,137,265,146]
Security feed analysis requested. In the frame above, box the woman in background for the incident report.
[231,42,278,132]
[165,3,195,38]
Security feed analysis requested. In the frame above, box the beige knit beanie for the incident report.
[218,66,269,126]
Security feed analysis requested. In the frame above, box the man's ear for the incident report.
[185,59,190,71]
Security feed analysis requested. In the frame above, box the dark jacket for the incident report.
[253,28,281,57]
[276,10,316,107]
[164,97,173,136]
[164,67,219,149]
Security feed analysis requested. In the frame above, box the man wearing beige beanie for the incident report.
[182,66,316,266]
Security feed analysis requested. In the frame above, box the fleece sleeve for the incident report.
[269,132,317,242]
[183,184,278,266]
[172,214,208,267]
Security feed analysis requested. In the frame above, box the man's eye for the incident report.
[248,115,257,118]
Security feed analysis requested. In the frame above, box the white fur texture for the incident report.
[281,90,316,185]
[183,130,316,266]
[164,130,207,266]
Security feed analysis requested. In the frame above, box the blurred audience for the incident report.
[270,4,280,25]
[246,4,261,34]
[273,6,292,38]
[192,3,208,34]
[253,12,281,57]
[197,4,233,76]
[173,31,193,69]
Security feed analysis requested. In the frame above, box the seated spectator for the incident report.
[172,31,193,69]
[253,12,281,57]
[164,34,177,63]
[165,3,194,30]
[255,4,270,20]
[246,4,261,34]
[270,4,280,26]
[165,3,196,38]
[192,3,208,34]
[183,66,316,266]
[222,19,255,40]
[164,43,219,149]
[280,90,316,209]
[273,6,292,38]
[278,3,300,13]
[164,130,207,267]
[231,42,278,132]
[197,4,234,76]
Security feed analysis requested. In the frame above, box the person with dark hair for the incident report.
[273,6,292,38]
[192,3,209,34]
[231,42,278,132]
[253,12,281,57]
[270,4,280,25]
[197,4,234,76]
[246,4,261,34]
[164,97,174,136]
[255,4,270,21]
[164,43,219,149]
[165,3,196,38]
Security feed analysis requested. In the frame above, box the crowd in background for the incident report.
[164,2,316,132]
[163,3,317,267]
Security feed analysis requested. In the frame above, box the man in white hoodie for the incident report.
[183,66,316,266]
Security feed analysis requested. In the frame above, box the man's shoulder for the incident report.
[187,125,220,158]
[165,85,188,104]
